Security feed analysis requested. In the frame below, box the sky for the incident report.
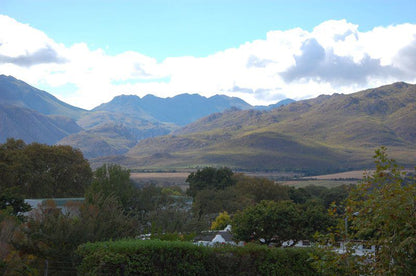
[1,0,416,110]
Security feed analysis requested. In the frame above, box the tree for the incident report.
[17,194,138,274]
[0,139,92,198]
[314,147,416,275]
[86,164,134,209]
[299,199,335,240]
[346,147,416,275]
[232,200,301,246]
[234,174,290,203]
[0,188,31,220]
[211,211,231,230]
[186,167,235,197]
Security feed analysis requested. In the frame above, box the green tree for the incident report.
[211,211,231,230]
[314,147,416,275]
[232,200,301,245]
[0,139,92,198]
[0,188,31,220]
[234,174,289,203]
[186,167,235,197]
[86,164,134,209]
[299,199,335,240]
[24,143,92,198]
[17,194,138,274]
[347,147,416,275]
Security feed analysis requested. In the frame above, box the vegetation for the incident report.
[77,239,319,275]
[232,200,335,246]
[186,167,235,197]
[2,138,414,275]
[0,138,92,198]
[313,147,416,275]
[210,211,231,230]
[86,164,135,209]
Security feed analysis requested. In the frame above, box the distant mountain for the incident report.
[0,75,85,119]
[254,98,296,110]
[93,93,253,126]
[2,75,267,157]
[0,103,82,144]
[110,82,416,173]
[58,115,176,158]
[0,75,85,144]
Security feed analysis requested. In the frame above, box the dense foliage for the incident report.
[232,200,335,246]
[77,239,320,275]
[313,147,416,275]
[186,167,235,197]
[86,164,135,209]
[0,138,92,198]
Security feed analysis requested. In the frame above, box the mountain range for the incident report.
[102,82,416,173]
[0,75,293,159]
[1,75,415,174]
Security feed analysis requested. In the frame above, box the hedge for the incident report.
[77,239,320,275]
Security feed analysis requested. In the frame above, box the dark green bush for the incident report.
[77,239,320,275]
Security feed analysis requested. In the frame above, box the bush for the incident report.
[77,239,320,275]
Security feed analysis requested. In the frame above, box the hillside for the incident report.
[0,75,86,119]
[0,103,82,144]
[58,117,176,158]
[1,75,271,155]
[115,82,416,173]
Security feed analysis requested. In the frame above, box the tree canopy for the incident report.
[313,147,416,275]
[0,139,92,198]
[186,167,235,197]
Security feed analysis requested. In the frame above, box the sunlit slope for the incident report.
[122,82,416,172]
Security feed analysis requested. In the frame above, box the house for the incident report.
[194,225,236,246]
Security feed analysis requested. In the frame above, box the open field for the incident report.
[307,170,368,180]
[130,172,189,188]
[129,170,370,189]
[280,179,358,188]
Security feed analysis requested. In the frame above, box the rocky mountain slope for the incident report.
[114,82,416,173]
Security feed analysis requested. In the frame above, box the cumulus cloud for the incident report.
[1,15,416,109]
[0,46,66,67]
[281,38,403,85]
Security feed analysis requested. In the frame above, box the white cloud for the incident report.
[1,15,416,109]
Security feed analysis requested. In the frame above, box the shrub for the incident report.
[77,239,320,275]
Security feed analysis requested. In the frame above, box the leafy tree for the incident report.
[232,200,301,246]
[211,211,231,230]
[0,210,38,275]
[0,139,31,195]
[17,194,138,274]
[299,199,335,240]
[346,147,416,275]
[0,139,92,198]
[186,167,235,197]
[288,187,311,204]
[86,164,134,209]
[314,147,416,275]
[234,174,290,203]
[0,188,31,220]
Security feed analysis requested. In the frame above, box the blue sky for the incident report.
[1,0,416,109]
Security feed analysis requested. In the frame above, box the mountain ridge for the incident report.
[118,81,416,173]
